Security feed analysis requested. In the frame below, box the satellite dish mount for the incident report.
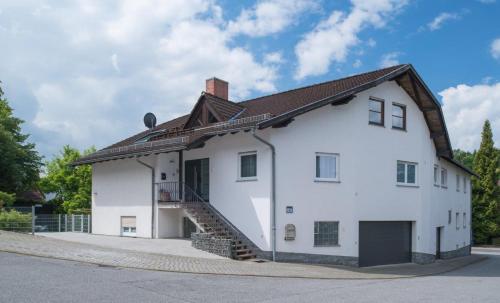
[143,112,157,129]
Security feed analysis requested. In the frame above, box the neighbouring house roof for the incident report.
[74,64,470,174]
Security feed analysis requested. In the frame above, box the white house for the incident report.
[74,64,474,267]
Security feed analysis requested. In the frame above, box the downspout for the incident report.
[252,128,276,262]
[136,158,155,239]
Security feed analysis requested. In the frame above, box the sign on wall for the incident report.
[284,224,296,241]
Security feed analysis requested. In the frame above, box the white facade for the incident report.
[91,80,471,263]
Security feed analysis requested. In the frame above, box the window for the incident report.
[368,97,384,126]
[238,152,257,180]
[314,221,339,246]
[448,210,452,224]
[397,161,418,186]
[441,168,447,188]
[463,176,467,193]
[315,153,339,182]
[392,103,406,130]
[463,213,466,228]
[456,174,460,192]
[121,216,136,237]
[456,212,460,230]
[434,165,440,186]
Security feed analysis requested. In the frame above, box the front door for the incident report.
[185,158,209,201]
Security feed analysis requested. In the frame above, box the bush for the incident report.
[0,192,16,208]
[0,210,32,233]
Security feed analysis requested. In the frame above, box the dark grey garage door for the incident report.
[359,221,411,267]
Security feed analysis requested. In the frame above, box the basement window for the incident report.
[314,221,339,246]
[397,161,418,186]
[121,216,136,237]
[238,151,257,181]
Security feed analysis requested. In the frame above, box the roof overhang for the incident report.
[257,64,454,158]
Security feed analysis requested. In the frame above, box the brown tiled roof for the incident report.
[74,64,462,170]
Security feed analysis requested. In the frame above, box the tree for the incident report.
[39,145,95,213]
[0,82,42,196]
[471,120,499,244]
[453,149,475,170]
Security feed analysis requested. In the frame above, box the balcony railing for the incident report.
[156,181,205,203]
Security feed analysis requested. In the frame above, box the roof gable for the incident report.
[183,93,244,129]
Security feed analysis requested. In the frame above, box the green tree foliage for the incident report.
[39,145,95,214]
[0,83,42,195]
[0,191,16,208]
[453,149,475,170]
[471,120,500,244]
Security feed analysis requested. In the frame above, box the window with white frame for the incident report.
[463,176,467,193]
[456,212,460,229]
[397,161,418,186]
[463,212,466,228]
[315,153,339,182]
[314,221,339,246]
[456,174,460,192]
[121,216,136,237]
[434,165,439,186]
[238,151,257,180]
[441,168,447,188]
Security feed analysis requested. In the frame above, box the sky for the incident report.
[0,0,499,160]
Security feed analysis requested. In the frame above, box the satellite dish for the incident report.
[143,112,157,129]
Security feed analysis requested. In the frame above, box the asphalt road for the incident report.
[0,249,499,303]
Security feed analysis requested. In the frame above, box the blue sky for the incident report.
[0,0,499,160]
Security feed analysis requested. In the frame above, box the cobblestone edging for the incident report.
[191,233,233,258]
[441,245,471,259]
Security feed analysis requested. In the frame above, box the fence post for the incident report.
[58,214,61,232]
[72,215,75,232]
[31,205,35,235]
[87,215,91,233]
[80,215,83,232]
[65,214,68,232]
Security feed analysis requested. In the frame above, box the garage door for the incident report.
[359,221,411,267]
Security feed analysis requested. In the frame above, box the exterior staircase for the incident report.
[156,181,257,260]
[182,202,256,260]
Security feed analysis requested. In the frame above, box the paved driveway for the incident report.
[38,232,225,259]
[0,231,485,279]
[0,249,499,302]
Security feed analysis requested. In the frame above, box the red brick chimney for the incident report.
[206,77,228,100]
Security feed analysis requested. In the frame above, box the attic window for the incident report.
[208,111,218,123]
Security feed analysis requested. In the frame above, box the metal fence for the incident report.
[0,206,91,234]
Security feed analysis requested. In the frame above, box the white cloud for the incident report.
[427,12,460,31]
[227,0,317,37]
[111,54,120,72]
[0,0,283,157]
[367,38,376,47]
[353,59,362,68]
[477,0,496,3]
[491,38,500,59]
[294,0,408,80]
[440,82,500,151]
[264,51,284,64]
[379,52,401,67]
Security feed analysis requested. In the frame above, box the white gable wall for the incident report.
[270,80,471,257]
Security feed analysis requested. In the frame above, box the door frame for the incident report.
[436,226,443,259]
[184,158,210,202]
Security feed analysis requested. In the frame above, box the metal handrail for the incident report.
[156,181,243,239]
